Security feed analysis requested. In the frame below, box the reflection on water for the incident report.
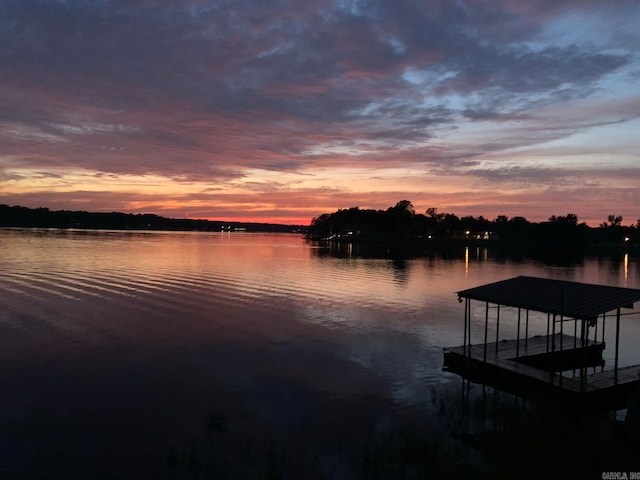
[444,378,640,478]
[0,229,638,478]
[625,252,630,284]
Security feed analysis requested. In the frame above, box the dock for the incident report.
[443,276,640,410]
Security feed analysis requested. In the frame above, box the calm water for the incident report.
[1,229,639,478]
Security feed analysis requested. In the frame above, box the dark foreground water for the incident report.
[1,229,639,479]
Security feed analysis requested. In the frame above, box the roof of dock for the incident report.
[457,276,640,320]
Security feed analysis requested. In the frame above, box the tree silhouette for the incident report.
[386,200,415,236]
[607,214,623,227]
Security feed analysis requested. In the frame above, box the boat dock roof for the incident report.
[457,276,640,321]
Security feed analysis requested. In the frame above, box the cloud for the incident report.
[1,0,639,223]
[1,122,66,143]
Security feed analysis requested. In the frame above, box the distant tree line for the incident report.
[0,204,306,233]
[306,200,639,256]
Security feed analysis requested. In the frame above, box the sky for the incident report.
[1,0,639,226]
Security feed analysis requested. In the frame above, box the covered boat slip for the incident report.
[443,276,640,409]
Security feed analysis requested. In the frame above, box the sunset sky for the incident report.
[1,1,639,225]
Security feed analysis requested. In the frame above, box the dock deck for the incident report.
[447,333,603,361]
[444,334,640,409]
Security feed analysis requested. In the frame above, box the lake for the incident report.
[1,228,638,478]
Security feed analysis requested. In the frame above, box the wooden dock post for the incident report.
[516,308,521,357]
[463,297,468,356]
[615,307,621,385]
[483,302,489,362]
[495,305,500,355]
